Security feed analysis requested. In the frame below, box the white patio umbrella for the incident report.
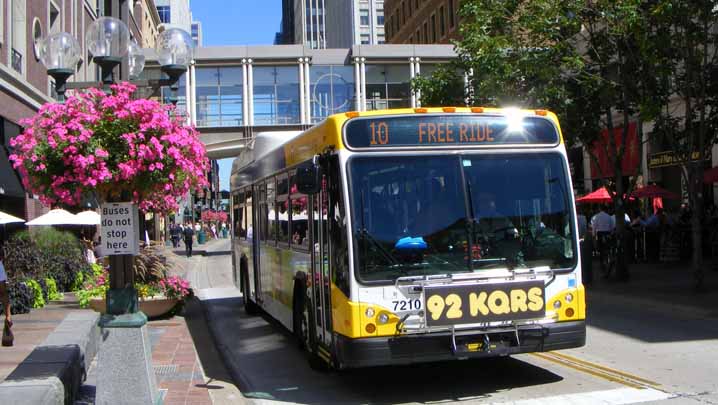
[26,209,83,226]
[0,210,25,225]
[75,210,101,226]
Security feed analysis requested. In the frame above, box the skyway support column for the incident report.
[304,58,311,123]
[248,59,255,126]
[242,59,249,126]
[299,58,306,124]
[360,57,367,111]
[354,57,361,111]
[410,57,416,108]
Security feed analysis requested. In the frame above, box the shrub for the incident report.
[159,275,191,300]
[75,266,109,309]
[25,279,46,309]
[3,228,90,293]
[0,281,33,315]
[45,278,63,301]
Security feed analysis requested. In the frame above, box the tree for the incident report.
[647,0,718,289]
[416,0,667,280]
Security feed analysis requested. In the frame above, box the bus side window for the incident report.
[246,190,254,240]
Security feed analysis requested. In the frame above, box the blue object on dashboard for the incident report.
[395,236,427,250]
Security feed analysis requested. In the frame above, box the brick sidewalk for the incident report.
[149,316,213,405]
[0,298,78,382]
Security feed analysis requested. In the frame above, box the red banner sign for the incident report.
[590,122,639,179]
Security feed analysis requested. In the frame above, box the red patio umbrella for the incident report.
[576,187,613,204]
[630,184,679,199]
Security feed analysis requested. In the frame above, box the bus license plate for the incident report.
[423,281,545,327]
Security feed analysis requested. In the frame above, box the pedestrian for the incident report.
[211,223,218,239]
[591,204,614,277]
[183,222,195,258]
[1,248,13,347]
[577,207,592,286]
[170,223,181,248]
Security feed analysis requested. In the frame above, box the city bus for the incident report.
[230,107,585,369]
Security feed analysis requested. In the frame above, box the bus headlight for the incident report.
[565,293,574,303]
[365,307,375,318]
[378,313,389,324]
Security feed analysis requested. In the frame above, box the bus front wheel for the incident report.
[293,275,329,371]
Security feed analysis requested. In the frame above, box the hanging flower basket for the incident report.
[8,82,209,213]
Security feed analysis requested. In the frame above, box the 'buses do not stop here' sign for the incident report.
[101,202,139,256]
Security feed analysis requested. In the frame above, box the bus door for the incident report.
[252,184,262,304]
[310,179,332,347]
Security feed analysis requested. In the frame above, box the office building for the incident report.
[0,0,160,221]
[155,0,192,32]
[384,0,460,44]
[191,21,202,47]
[278,0,386,49]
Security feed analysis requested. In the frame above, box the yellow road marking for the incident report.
[530,352,659,390]
[547,351,661,387]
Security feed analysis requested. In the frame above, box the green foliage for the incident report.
[411,66,466,107]
[3,229,91,292]
[25,279,46,309]
[45,278,63,301]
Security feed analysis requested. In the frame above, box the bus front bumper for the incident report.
[334,320,586,369]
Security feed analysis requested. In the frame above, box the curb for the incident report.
[0,311,100,405]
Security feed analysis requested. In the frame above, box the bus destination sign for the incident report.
[344,115,559,149]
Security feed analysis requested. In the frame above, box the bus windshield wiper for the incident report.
[459,158,476,271]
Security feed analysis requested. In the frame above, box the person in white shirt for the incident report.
[591,205,614,276]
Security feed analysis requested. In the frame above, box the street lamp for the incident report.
[156,28,193,105]
[86,16,130,89]
[38,32,81,102]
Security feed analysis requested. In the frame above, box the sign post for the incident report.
[96,201,161,404]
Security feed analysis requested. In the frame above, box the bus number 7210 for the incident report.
[392,299,422,311]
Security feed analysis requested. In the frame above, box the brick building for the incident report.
[0,0,160,221]
[384,0,460,44]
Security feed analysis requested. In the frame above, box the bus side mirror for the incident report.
[296,158,321,194]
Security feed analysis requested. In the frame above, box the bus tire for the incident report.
[293,275,329,371]
[241,259,259,316]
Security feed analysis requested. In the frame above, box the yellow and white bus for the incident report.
[230,107,585,369]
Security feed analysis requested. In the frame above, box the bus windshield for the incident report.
[349,153,576,282]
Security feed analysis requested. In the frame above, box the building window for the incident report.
[422,21,428,44]
[377,34,385,44]
[431,13,437,42]
[11,0,27,75]
[439,6,445,37]
[376,9,384,26]
[360,33,370,44]
[360,9,369,26]
[157,5,170,24]
[49,1,60,34]
[415,0,419,10]
[448,0,456,28]
[416,28,421,44]
[310,65,356,122]
[401,1,406,23]
[32,18,42,61]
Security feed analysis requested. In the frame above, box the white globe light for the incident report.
[86,17,130,59]
[156,28,193,68]
[128,41,146,78]
[39,32,81,71]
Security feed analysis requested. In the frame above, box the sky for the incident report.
[190,0,283,190]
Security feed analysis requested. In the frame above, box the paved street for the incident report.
[185,239,718,404]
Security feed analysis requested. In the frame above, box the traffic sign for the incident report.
[101,202,139,255]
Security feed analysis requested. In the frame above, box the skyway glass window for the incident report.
[366,64,411,110]
[310,65,356,122]
[254,66,301,125]
[194,67,243,127]
[350,154,576,283]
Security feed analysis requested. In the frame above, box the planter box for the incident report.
[88,296,179,318]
